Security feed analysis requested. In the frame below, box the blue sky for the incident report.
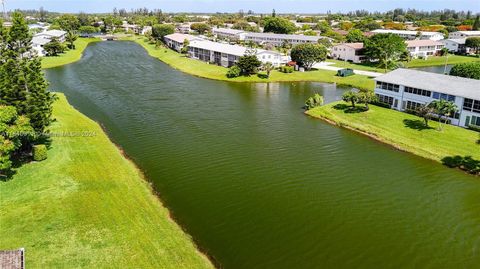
[8,0,480,13]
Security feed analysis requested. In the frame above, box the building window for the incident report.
[404,87,431,97]
[432,92,456,102]
[470,116,480,126]
[406,100,423,110]
[376,81,399,92]
[376,94,394,106]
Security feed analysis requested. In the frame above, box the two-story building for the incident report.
[374,68,480,127]
[212,28,247,41]
[371,29,445,41]
[405,40,444,58]
[448,31,480,39]
[244,32,330,46]
[187,40,288,68]
[331,43,365,63]
[164,33,204,52]
[440,38,471,54]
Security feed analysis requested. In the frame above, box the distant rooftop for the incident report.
[164,33,203,43]
[405,39,443,47]
[441,38,466,44]
[212,27,246,35]
[36,30,67,38]
[372,29,441,36]
[189,40,280,57]
[375,69,480,100]
[245,32,328,41]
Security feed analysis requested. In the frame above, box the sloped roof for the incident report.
[405,39,443,47]
[164,33,203,43]
[0,249,24,269]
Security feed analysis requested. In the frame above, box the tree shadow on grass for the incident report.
[257,73,269,79]
[442,155,480,175]
[403,119,434,131]
[333,103,367,114]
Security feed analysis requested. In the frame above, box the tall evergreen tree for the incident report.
[473,15,480,31]
[0,11,55,133]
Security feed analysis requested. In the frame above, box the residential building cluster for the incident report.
[32,29,67,56]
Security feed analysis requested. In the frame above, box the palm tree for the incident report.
[415,104,435,127]
[65,31,78,49]
[429,100,458,130]
[262,62,274,78]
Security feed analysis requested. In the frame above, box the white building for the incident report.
[176,23,192,34]
[441,38,469,53]
[212,28,247,41]
[374,68,480,127]
[331,43,365,63]
[405,40,444,58]
[164,33,204,52]
[32,30,67,56]
[448,31,480,39]
[371,29,444,41]
[35,30,67,43]
[244,32,330,46]
[187,40,288,68]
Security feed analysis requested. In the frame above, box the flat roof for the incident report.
[375,68,480,100]
[32,36,51,45]
[245,32,328,41]
[372,29,441,36]
[212,28,245,35]
[455,31,480,35]
[189,40,280,57]
[0,249,24,269]
[164,33,203,43]
[441,38,466,44]
[35,30,66,38]
[405,39,443,47]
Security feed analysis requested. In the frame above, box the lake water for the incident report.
[46,41,480,268]
[413,64,453,74]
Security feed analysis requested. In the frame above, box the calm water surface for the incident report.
[46,42,480,268]
[413,64,453,74]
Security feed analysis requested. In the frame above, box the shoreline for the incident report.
[41,37,101,69]
[306,102,480,176]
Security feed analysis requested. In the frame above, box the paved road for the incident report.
[313,62,383,77]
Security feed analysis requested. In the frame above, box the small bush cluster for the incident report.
[279,66,294,73]
[468,125,480,132]
[226,65,241,78]
[33,145,48,162]
[442,156,480,175]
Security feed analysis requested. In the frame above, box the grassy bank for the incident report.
[406,55,480,68]
[0,94,213,268]
[306,101,480,163]
[326,59,387,73]
[128,36,375,90]
[42,38,101,69]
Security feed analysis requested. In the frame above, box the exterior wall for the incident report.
[244,35,318,46]
[407,44,444,58]
[441,40,461,52]
[213,30,246,41]
[187,47,239,68]
[331,45,364,63]
[374,80,480,127]
[448,32,480,39]
[164,38,184,52]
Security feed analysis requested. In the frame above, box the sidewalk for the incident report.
[313,62,383,77]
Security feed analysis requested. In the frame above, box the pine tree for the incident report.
[0,11,55,133]
[473,15,480,31]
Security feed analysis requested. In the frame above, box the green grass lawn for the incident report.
[0,94,213,268]
[306,101,480,163]
[41,38,101,69]
[129,36,375,90]
[406,55,480,68]
[326,59,387,73]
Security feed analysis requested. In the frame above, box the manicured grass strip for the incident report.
[42,38,101,69]
[326,59,387,73]
[0,94,213,269]
[128,36,375,90]
[306,101,480,163]
[406,55,480,68]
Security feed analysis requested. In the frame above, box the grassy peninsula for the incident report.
[306,101,480,163]
[42,38,101,69]
[128,36,376,90]
[0,94,213,268]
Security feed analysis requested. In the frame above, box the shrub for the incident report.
[33,144,47,161]
[449,62,480,80]
[469,125,480,132]
[226,65,241,78]
[279,66,294,73]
